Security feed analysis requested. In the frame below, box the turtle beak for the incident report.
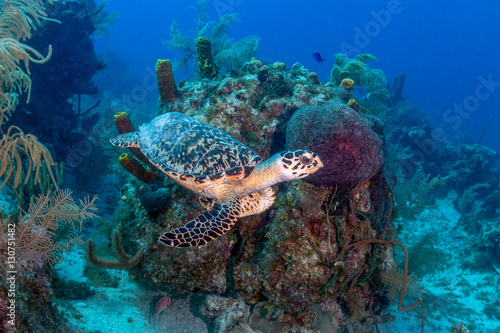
[313,154,323,170]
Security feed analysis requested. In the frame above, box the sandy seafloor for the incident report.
[56,192,500,333]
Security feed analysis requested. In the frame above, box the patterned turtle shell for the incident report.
[138,112,262,180]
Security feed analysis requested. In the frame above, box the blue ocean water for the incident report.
[96,0,500,154]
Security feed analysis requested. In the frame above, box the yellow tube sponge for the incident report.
[196,37,219,78]
[119,153,156,184]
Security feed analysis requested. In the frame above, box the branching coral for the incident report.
[0,0,59,201]
[164,0,259,75]
[0,0,55,125]
[0,189,98,269]
[0,126,57,197]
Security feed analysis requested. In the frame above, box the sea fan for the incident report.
[165,0,259,75]
[0,189,97,269]
[214,35,260,72]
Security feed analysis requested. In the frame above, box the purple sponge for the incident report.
[286,99,383,186]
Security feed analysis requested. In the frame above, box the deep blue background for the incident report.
[94,0,500,153]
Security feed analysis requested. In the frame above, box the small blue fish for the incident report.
[351,85,372,101]
[312,53,325,65]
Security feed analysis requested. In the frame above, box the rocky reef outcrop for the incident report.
[102,58,407,331]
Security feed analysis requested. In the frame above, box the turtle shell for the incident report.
[138,112,261,180]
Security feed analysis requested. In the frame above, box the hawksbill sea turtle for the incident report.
[110,112,323,248]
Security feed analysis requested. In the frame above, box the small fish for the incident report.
[312,53,325,65]
[153,295,172,324]
[351,85,372,101]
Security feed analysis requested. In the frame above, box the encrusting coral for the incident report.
[103,56,426,331]
[339,78,355,91]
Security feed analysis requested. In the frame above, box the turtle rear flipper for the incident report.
[110,132,140,148]
[159,199,240,247]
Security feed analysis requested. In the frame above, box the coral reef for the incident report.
[383,84,500,282]
[286,96,384,186]
[0,189,97,332]
[200,295,248,331]
[138,181,172,213]
[330,53,391,115]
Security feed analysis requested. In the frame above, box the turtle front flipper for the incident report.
[238,187,275,218]
[110,132,140,148]
[199,196,216,210]
[159,199,240,247]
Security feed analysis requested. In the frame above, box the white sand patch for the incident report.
[381,193,500,332]
[53,192,500,332]
[56,248,208,333]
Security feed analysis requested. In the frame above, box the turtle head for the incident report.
[278,150,323,180]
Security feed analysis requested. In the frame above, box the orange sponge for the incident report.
[340,78,355,91]
[119,153,156,184]
[114,111,135,134]
[155,59,176,103]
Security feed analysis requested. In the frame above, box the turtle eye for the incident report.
[300,155,312,165]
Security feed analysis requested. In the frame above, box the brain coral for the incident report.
[286,98,383,186]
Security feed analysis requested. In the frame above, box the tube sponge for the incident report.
[196,37,219,78]
[114,111,135,134]
[155,59,176,102]
[85,229,144,270]
[119,153,156,184]
[113,112,152,166]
